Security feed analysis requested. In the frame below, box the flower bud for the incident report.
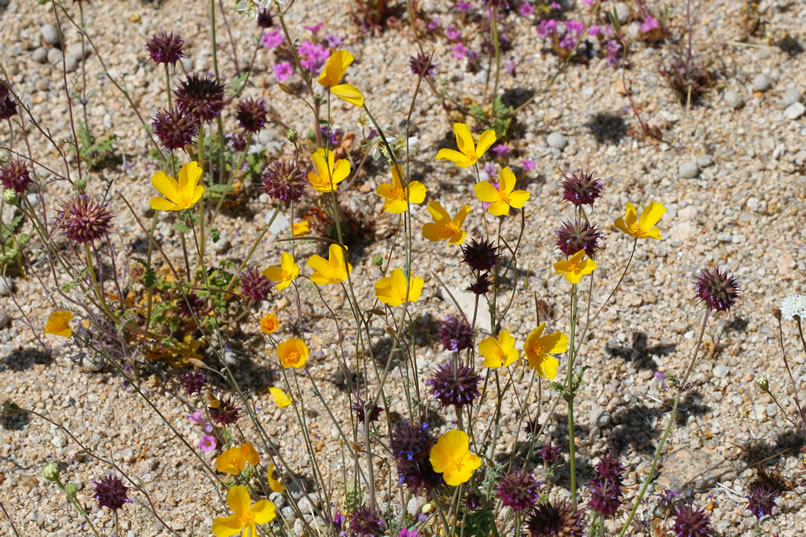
[64,482,79,497]
[286,129,298,143]
[755,376,769,392]
[42,462,60,482]
[2,189,18,205]
[74,178,86,193]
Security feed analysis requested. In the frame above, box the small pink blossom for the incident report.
[199,435,216,453]
[639,16,659,33]
[298,41,330,72]
[550,1,561,9]
[506,60,516,76]
[588,24,602,36]
[565,20,585,35]
[521,159,536,171]
[274,61,292,82]
[447,24,461,40]
[452,42,468,59]
[427,17,441,30]
[583,0,595,5]
[327,34,344,48]
[607,40,622,66]
[204,421,213,433]
[520,2,534,17]
[188,410,204,424]
[304,23,324,36]
[492,144,512,157]
[454,0,472,12]
[537,19,558,37]
[261,28,284,49]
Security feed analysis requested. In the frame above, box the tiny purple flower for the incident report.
[261,28,284,49]
[521,159,536,171]
[492,144,511,157]
[274,61,293,82]
[506,60,516,76]
[588,24,602,36]
[520,2,534,17]
[327,34,344,48]
[188,410,204,424]
[199,435,216,453]
[454,1,472,12]
[304,23,324,36]
[550,1,561,9]
[447,24,461,40]
[452,42,468,59]
[427,17,440,30]
[639,16,659,33]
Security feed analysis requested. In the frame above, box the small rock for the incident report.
[65,43,90,62]
[223,351,238,366]
[407,496,427,516]
[0,311,10,330]
[269,492,286,509]
[625,22,641,40]
[783,102,805,120]
[678,161,699,179]
[750,74,771,92]
[47,48,63,66]
[614,2,630,24]
[65,56,78,73]
[268,212,290,235]
[712,364,729,379]
[546,132,568,150]
[41,24,61,47]
[696,154,714,168]
[293,519,304,537]
[0,277,13,297]
[51,435,66,448]
[280,506,297,523]
[180,57,193,72]
[32,47,48,64]
[746,197,760,212]
[781,87,802,107]
[589,406,611,427]
[211,236,230,254]
[724,89,744,109]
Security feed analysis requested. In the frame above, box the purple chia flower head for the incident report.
[694,267,740,313]
[538,439,560,463]
[561,170,603,206]
[257,9,274,29]
[227,133,248,153]
[332,511,346,531]
[390,421,433,462]
[235,97,268,134]
[352,398,382,424]
[462,238,500,272]
[468,272,492,295]
[57,195,114,244]
[482,0,509,8]
[556,219,603,259]
[260,159,306,203]
[428,360,481,409]
[409,52,437,77]
[152,107,199,151]
[145,31,184,65]
[209,396,240,425]
[174,74,226,122]
[746,484,777,520]
[397,457,443,492]
[320,126,340,147]
[497,470,540,512]
[587,453,624,516]
[350,506,386,537]
[1,159,33,194]
[93,474,130,511]
[439,315,473,353]
[177,293,209,319]
[240,268,273,302]
[180,370,207,395]
[526,499,586,537]
[671,504,713,537]
[0,93,16,120]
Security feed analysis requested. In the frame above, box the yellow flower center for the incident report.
[286,351,300,363]
[391,185,406,202]
[527,340,546,356]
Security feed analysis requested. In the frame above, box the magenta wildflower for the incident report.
[446,24,461,40]
[199,434,216,453]
[188,410,205,424]
[298,41,330,72]
[455,1,472,12]
[400,529,421,537]
[304,23,324,36]
[452,42,468,59]
[588,24,602,36]
[522,159,536,171]
[639,16,660,33]
[427,17,441,30]
[520,2,535,17]
[327,34,344,48]
[492,144,512,157]
[261,28,284,49]
[607,40,622,66]
[274,61,293,82]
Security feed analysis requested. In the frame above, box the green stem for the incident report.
[490,6,501,128]
[57,480,101,537]
[567,283,579,503]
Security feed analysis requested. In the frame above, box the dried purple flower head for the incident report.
[694,267,739,313]
[93,474,130,511]
[209,396,240,425]
[538,439,560,463]
[390,421,433,462]
[227,133,248,153]
[397,457,443,492]
[146,31,184,65]
[587,453,624,516]
[523,419,541,436]
[240,268,273,302]
[483,0,509,8]
[152,107,199,150]
[746,484,777,520]
[671,504,712,537]
[177,293,210,319]
[561,170,603,207]
[0,94,16,120]
[468,272,492,295]
[1,159,33,194]
[439,315,473,353]
[409,52,437,77]
[180,370,207,395]
[57,195,114,244]
[257,9,274,29]
[556,219,603,259]
[428,360,481,409]
[352,398,382,424]
[464,491,482,511]
[350,505,386,537]
[526,499,586,537]
[175,74,226,122]
[497,469,540,511]
[260,159,306,203]
[235,97,268,133]
[462,238,500,272]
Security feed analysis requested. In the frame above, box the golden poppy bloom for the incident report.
[524,323,568,380]
[436,123,496,168]
[212,485,276,537]
[150,161,204,211]
[277,338,309,369]
[318,50,365,107]
[292,221,311,236]
[422,201,471,245]
[307,244,352,285]
[614,201,666,239]
[473,167,530,216]
[44,311,73,337]
[478,329,519,369]
[376,163,427,213]
[269,387,292,408]
[307,148,350,192]
[553,249,597,284]
[216,443,260,475]
[260,313,279,334]
[263,252,299,291]
[374,268,425,307]
[268,463,284,493]
[429,430,481,487]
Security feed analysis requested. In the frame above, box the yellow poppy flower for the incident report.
[614,201,666,239]
[429,430,481,487]
[44,311,73,337]
[269,387,292,408]
[268,463,284,493]
[524,323,568,380]
[318,50,365,107]
[553,249,597,285]
[212,485,276,537]
[478,329,519,369]
[421,201,471,245]
[216,443,260,475]
[376,163,427,213]
[263,252,299,291]
[292,221,311,236]
[307,244,352,285]
[260,313,279,334]
[436,123,496,168]
[307,148,350,192]
[374,268,425,307]
[277,338,309,369]
[150,161,204,211]
[473,167,530,216]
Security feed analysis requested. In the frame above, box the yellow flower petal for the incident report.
[268,463,285,493]
[453,123,475,156]
[330,83,365,107]
[260,313,279,334]
[507,189,530,209]
[318,50,353,87]
[269,387,291,408]
[473,181,500,203]
[252,499,277,524]
[435,148,474,168]
[475,129,497,158]
[226,485,252,516]
[212,514,244,537]
[532,354,559,380]
[292,221,311,236]
[277,338,309,369]
[408,181,427,204]
[44,311,73,337]
[151,171,179,201]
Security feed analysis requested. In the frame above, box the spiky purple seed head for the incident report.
[145,31,185,65]
[0,159,33,194]
[561,169,603,207]
[209,396,240,425]
[525,499,586,537]
[57,195,114,244]
[409,52,437,77]
[428,360,481,409]
[93,474,130,511]
[240,268,273,302]
[180,370,207,395]
[497,469,540,511]
[556,219,603,259]
[746,485,777,520]
[260,159,306,203]
[235,97,268,134]
[462,238,500,272]
[671,504,713,537]
[174,74,226,122]
[439,315,473,353]
[152,107,199,151]
[694,267,740,312]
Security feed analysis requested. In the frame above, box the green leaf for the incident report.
[206,184,236,195]
[174,220,189,233]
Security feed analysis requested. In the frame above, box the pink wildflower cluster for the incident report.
[299,41,330,72]
[189,410,216,453]
[537,19,585,50]
[639,16,659,33]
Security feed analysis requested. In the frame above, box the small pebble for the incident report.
[614,2,630,24]
[678,161,699,179]
[781,87,802,107]
[47,47,63,66]
[0,277,13,297]
[713,365,728,379]
[65,56,78,73]
[0,311,10,330]
[65,43,90,62]
[32,47,48,64]
[696,154,714,168]
[546,132,567,150]
[41,24,61,47]
[783,102,805,121]
[751,74,771,92]
[724,89,744,109]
